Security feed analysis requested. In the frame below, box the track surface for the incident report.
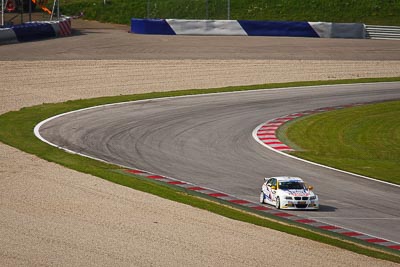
[39,82,400,244]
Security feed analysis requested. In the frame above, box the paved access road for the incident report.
[38,82,400,244]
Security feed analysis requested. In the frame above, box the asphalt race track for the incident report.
[38,82,400,244]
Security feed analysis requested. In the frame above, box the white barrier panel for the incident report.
[167,19,248,36]
[310,22,365,39]
[309,22,332,38]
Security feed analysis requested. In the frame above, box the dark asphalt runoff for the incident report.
[38,82,400,243]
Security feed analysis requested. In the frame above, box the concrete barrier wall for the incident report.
[0,17,72,45]
[131,18,366,39]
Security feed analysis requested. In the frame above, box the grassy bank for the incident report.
[280,100,400,185]
[56,0,400,26]
[1,78,400,261]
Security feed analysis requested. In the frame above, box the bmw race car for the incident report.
[260,176,319,210]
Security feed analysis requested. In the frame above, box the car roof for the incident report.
[268,176,304,182]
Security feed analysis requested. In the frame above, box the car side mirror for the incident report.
[308,185,314,190]
[271,185,277,190]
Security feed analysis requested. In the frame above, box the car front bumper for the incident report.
[280,199,319,210]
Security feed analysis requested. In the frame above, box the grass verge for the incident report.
[280,100,400,185]
[58,0,400,26]
[1,77,400,262]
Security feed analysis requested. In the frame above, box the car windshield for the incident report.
[279,181,305,190]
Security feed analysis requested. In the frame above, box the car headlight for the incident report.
[285,196,293,200]
[310,196,317,200]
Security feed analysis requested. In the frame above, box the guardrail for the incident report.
[365,25,400,40]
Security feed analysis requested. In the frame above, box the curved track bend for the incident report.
[38,82,400,243]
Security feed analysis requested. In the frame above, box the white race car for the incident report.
[260,176,319,210]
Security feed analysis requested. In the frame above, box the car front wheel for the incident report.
[275,197,281,209]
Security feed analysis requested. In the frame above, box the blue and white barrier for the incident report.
[12,22,56,42]
[131,18,366,39]
[0,17,72,45]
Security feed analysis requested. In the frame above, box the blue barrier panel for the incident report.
[131,19,176,35]
[12,23,56,42]
[238,20,319,37]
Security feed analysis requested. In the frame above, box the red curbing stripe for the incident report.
[263,141,283,145]
[261,126,279,130]
[365,238,388,243]
[208,192,228,197]
[258,135,276,139]
[259,134,277,138]
[289,113,304,117]
[258,130,275,133]
[252,206,271,211]
[168,181,186,185]
[296,219,317,224]
[388,245,400,250]
[274,118,292,122]
[125,169,144,174]
[260,132,276,135]
[274,146,292,150]
[146,175,164,179]
[188,186,206,191]
[342,232,363,237]
[229,199,250,204]
[260,137,279,141]
[282,117,296,120]
[319,225,341,230]
[274,212,294,217]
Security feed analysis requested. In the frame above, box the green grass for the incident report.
[54,0,400,26]
[280,100,400,185]
[1,77,400,262]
